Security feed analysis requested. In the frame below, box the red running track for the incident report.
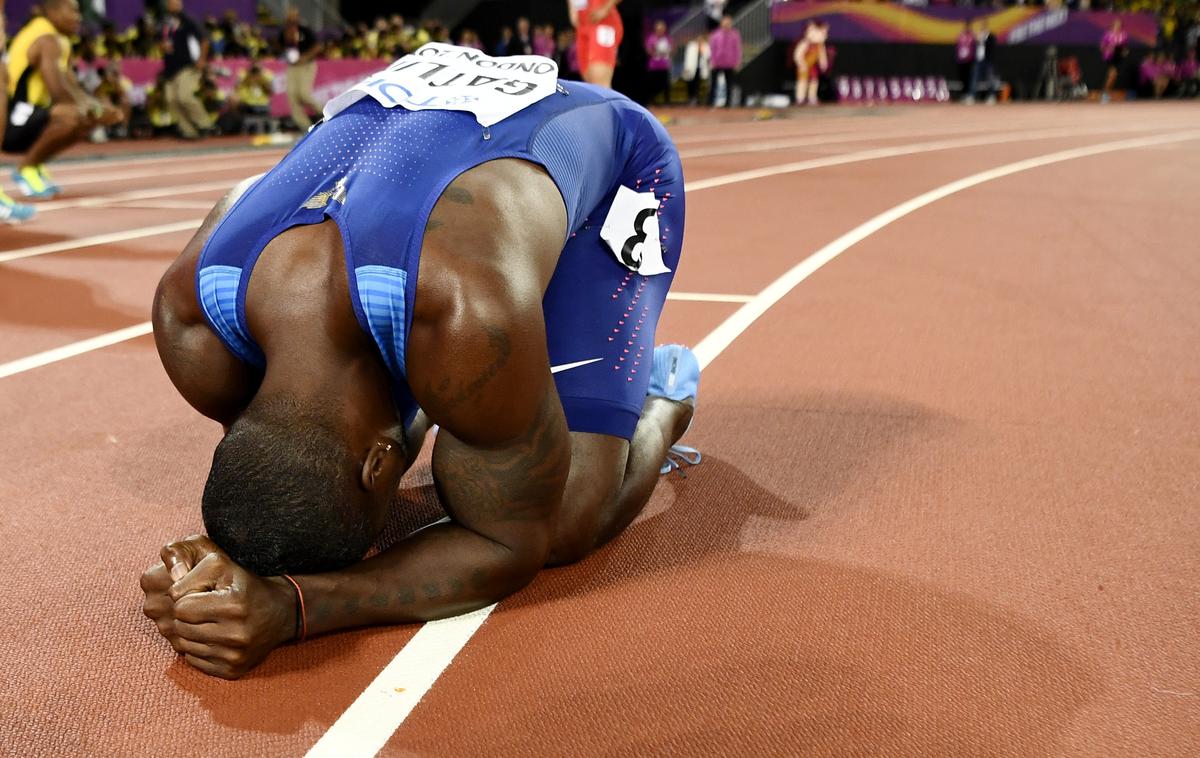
[1,103,1198,757]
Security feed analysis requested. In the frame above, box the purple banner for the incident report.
[4,1,255,31]
[771,1,1157,47]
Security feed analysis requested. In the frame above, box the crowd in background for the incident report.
[1104,6,1200,98]
[42,3,746,141]
[67,11,579,70]
[5,0,1198,148]
[37,9,492,141]
[53,9,592,141]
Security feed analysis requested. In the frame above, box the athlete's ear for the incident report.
[361,441,394,490]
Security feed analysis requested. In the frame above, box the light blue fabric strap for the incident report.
[354,265,409,377]
[197,265,264,367]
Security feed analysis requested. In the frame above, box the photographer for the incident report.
[281,6,321,131]
[160,0,212,139]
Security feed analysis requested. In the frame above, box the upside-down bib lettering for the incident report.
[323,43,560,127]
[600,186,671,276]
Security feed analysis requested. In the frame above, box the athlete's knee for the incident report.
[547,484,615,566]
[547,521,600,567]
[548,488,615,565]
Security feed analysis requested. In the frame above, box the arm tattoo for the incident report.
[441,186,474,205]
[434,398,568,524]
[388,570,491,610]
[423,326,511,409]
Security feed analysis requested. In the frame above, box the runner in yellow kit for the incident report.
[3,0,121,200]
[0,0,34,221]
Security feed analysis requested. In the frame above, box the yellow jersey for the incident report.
[6,16,71,107]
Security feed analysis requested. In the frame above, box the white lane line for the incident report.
[110,200,218,210]
[0,156,280,190]
[667,291,754,303]
[663,111,1159,147]
[662,113,1054,145]
[674,119,1076,160]
[683,121,1192,193]
[304,607,494,758]
[306,128,1200,757]
[1,122,1171,263]
[31,180,235,213]
[36,147,283,174]
[693,130,1200,366]
[0,322,153,379]
[0,220,201,263]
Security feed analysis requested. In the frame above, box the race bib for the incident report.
[596,25,617,48]
[600,186,671,276]
[323,43,559,127]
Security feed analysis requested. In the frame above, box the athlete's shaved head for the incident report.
[202,395,376,576]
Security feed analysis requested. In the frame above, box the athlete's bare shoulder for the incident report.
[155,174,262,320]
[152,175,264,425]
[413,158,568,325]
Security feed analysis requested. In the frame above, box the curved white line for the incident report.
[693,130,1200,367]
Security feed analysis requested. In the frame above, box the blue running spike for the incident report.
[647,344,699,404]
[0,193,36,223]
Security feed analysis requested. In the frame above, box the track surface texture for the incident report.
[1,104,1198,757]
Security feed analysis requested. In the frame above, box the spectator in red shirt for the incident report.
[568,0,623,89]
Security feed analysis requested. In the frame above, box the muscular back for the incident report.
[155,156,568,415]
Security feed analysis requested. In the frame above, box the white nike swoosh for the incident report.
[550,358,603,374]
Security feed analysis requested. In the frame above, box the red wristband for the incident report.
[281,574,307,642]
